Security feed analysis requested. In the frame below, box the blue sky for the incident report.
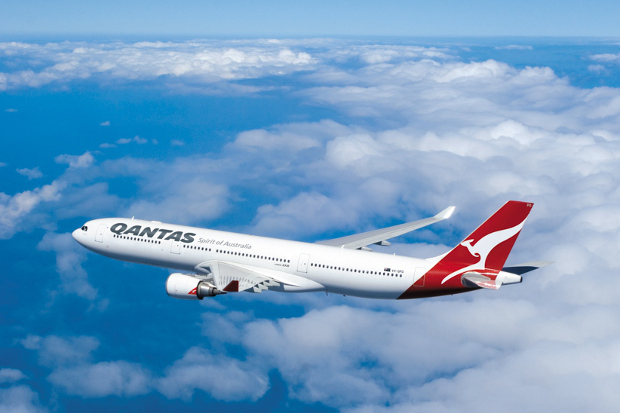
[3,3,620,412]
[2,0,620,37]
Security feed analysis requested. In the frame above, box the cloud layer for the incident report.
[3,38,620,411]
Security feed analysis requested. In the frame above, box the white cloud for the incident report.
[16,167,43,180]
[37,232,98,300]
[4,108,18,112]
[54,151,95,168]
[170,139,185,146]
[0,180,65,239]
[0,368,26,384]
[0,40,317,92]
[0,385,47,413]
[157,347,268,402]
[495,45,534,50]
[591,52,620,63]
[115,136,147,145]
[194,300,620,411]
[588,64,608,74]
[99,120,110,126]
[49,361,151,398]
[0,161,6,167]
[21,335,99,367]
[99,142,116,148]
[5,40,620,411]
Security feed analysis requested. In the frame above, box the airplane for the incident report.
[71,200,548,301]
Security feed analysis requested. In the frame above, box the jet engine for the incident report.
[165,273,225,300]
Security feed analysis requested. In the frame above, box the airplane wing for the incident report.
[316,206,455,250]
[194,260,296,293]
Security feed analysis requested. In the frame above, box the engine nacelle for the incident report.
[165,273,225,300]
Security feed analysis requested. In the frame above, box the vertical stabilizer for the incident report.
[399,201,533,299]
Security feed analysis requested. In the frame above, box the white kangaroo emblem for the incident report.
[441,219,527,284]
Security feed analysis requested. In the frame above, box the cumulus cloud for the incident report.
[21,335,150,398]
[0,180,65,239]
[5,39,620,411]
[193,300,620,411]
[99,120,110,126]
[37,232,98,300]
[0,385,47,413]
[54,151,95,168]
[21,334,99,367]
[49,361,151,397]
[0,40,316,92]
[0,368,27,383]
[157,347,268,402]
[16,167,43,180]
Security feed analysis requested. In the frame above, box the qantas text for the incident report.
[110,223,195,243]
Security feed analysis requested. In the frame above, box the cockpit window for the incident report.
[81,226,88,231]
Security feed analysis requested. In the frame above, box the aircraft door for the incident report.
[170,241,181,254]
[95,225,106,243]
[297,254,310,273]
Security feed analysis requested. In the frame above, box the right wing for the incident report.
[316,206,455,250]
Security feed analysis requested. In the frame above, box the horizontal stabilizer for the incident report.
[317,205,455,250]
[502,261,552,275]
[461,272,501,290]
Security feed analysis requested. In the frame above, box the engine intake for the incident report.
[166,273,225,300]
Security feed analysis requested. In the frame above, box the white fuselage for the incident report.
[73,218,433,299]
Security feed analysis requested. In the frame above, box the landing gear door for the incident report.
[297,254,310,273]
[170,241,181,254]
[95,225,106,243]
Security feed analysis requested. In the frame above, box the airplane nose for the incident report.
[72,228,84,245]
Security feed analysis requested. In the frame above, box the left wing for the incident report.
[194,260,322,293]
[316,206,455,250]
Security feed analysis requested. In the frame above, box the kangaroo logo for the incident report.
[441,219,527,284]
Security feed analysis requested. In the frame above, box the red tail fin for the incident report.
[399,201,533,299]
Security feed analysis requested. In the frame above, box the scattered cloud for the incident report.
[0,180,66,239]
[157,347,268,402]
[0,40,317,92]
[99,120,110,126]
[16,167,43,180]
[495,45,534,50]
[170,139,185,146]
[37,232,98,300]
[0,368,27,384]
[49,361,151,398]
[3,39,620,411]
[4,108,18,112]
[0,162,6,167]
[591,52,620,63]
[115,136,147,145]
[21,335,99,367]
[99,143,116,148]
[54,151,95,168]
[588,64,608,74]
[0,385,47,413]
